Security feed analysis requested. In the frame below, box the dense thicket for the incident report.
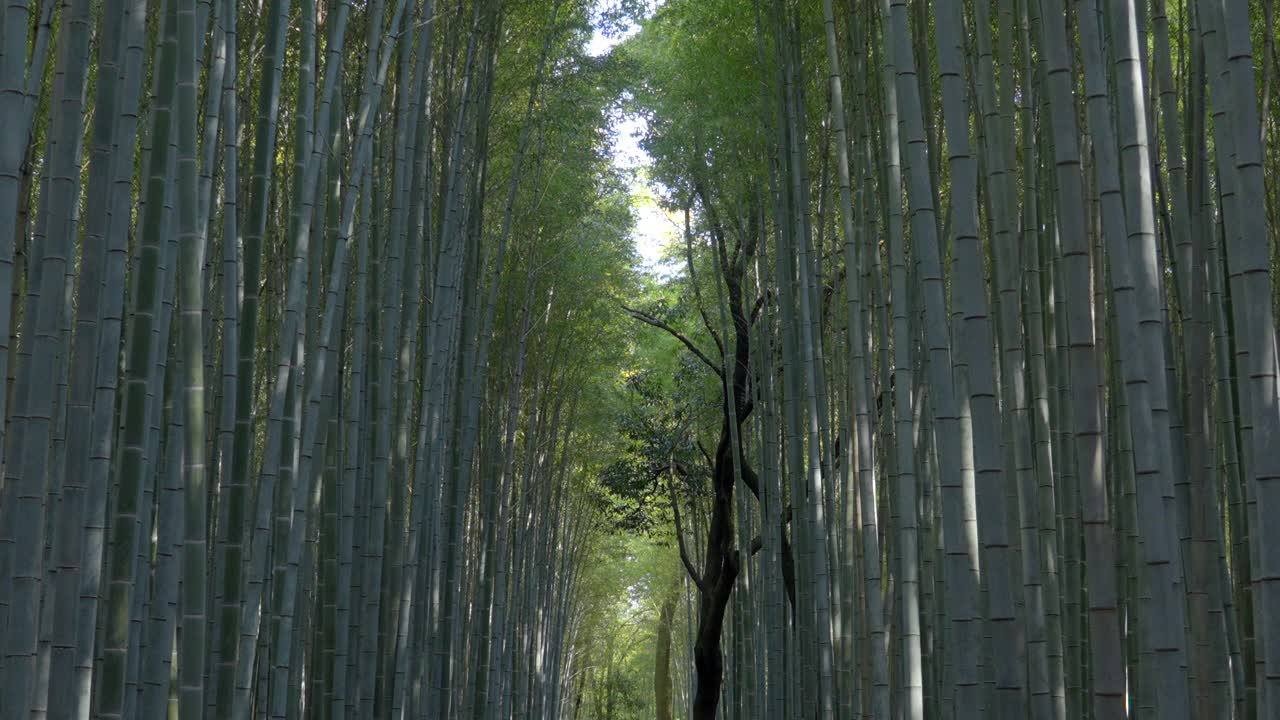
[0,0,637,717]
[2,0,1279,718]
[598,0,1280,718]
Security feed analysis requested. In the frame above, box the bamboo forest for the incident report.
[3,0,1280,716]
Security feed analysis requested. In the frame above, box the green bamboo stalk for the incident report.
[1034,0,1127,715]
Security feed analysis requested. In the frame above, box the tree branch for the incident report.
[746,525,795,613]
[667,469,707,593]
[621,304,724,378]
[693,180,733,285]
[683,206,725,361]
[750,293,767,325]
[696,440,715,470]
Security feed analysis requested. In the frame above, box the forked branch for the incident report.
[621,304,724,378]
[667,464,707,593]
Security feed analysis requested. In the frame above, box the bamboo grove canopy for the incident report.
[0,0,1278,718]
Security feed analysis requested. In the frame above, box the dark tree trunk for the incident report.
[639,192,795,720]
[691,421,742,719]
[689,189,756,720]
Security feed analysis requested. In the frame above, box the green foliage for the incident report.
[571,532,686,720]
[618,0,768,204]
[599,367,701,533]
